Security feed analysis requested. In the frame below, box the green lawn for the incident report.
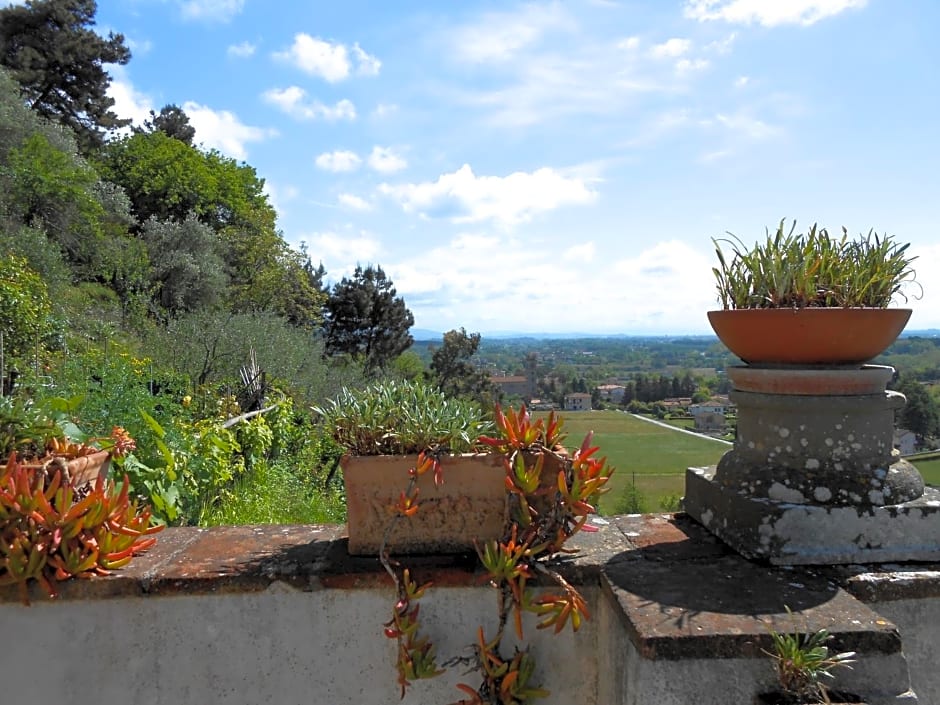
[542,410,728,513]
[909,457,940,487]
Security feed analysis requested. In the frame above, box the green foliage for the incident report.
[0,254,53,359]
[141,104,195,145]
[324,264,414,372]
[764,608,856,703]
[429,328,496,406]
[658,492,683,512]
[201,456,346,526]
[613,483,649,514]
[6,132,108,266]
[142,215,228,314]
[713,219,918,309]
[0,396,59,459]
[0,0,131,151]
[896,375,940,442]
[100,131,324,323]
[144,309,363,403]
[314,379,492,455]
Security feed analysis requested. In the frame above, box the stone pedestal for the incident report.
[684,365,940,564]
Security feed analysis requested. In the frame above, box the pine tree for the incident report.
[324,265,414,372]
[0,0,131,151]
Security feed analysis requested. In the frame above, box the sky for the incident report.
[52,1,940,334]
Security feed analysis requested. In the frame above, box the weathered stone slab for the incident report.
[686,467,940,564]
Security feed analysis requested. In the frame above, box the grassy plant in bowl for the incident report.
[712,218,918,310]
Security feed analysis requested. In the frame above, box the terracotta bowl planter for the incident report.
[342,453,507,556]
[708,308,911,365]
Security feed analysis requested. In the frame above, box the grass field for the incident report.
[909,457,940,487]
[542,410,728,513]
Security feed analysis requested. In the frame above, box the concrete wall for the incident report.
[866,597,940,705]
[0,585,597,705]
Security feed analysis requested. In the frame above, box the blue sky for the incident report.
[82,1,940,333]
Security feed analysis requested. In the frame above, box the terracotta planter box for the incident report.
[342,453,507,556]
[707,308,911,365]
[2,450,111,488]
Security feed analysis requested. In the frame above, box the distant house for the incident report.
[663,397,693,408]
[894,428,917,456]
[596,384,626,404]
[564,392,592,412]
[491,375,531,399]
[490,353,538,401]
[689,399,729,431]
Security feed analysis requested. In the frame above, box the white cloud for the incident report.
[303,231,383,270]
[707,33,737,54]
[380,164,597,226]
[227,41,256,58]
[368,146,407,174]
[684,0,867,27]
[650,38,691,58]
[371,103,398,119]
[178,0,244,22]
[714,111,778,139]
[262,87,356,121]
[106,66,153,128]
[338,193,373,211]
[125,36,153,56]
[388,236,716,335]
[182,101,276,160]
[352,43,381,76]
[618,36,641,51]
[316,150,362,172]
[564,242,596,263]
[273,34,380,81]
[676,58,710,73]
[734,75,750,88]
[452,3,569,63]
[264,182,299,217]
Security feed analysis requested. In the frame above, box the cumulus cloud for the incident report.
[301,231,383,270]
[178,0,244,22]
[227,41,256,58]
[106,66,153,128]
[676,57,710,73]
[617,36,641,51]
[262,87,356,121]
[379,164,597,226]
[182,101,277,160]
[650,38,691,58]
[316,150,362,172]
[273,34,380,81]
[368,146,407,174]
[338,193,372,211]
[388,235,716,335]
[684,0,867,26]
[352,43,382,76]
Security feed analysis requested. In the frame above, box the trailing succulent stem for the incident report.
[381,404,614,704]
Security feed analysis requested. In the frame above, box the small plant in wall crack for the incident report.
[379,404,614,704]
[762,607,856,704]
